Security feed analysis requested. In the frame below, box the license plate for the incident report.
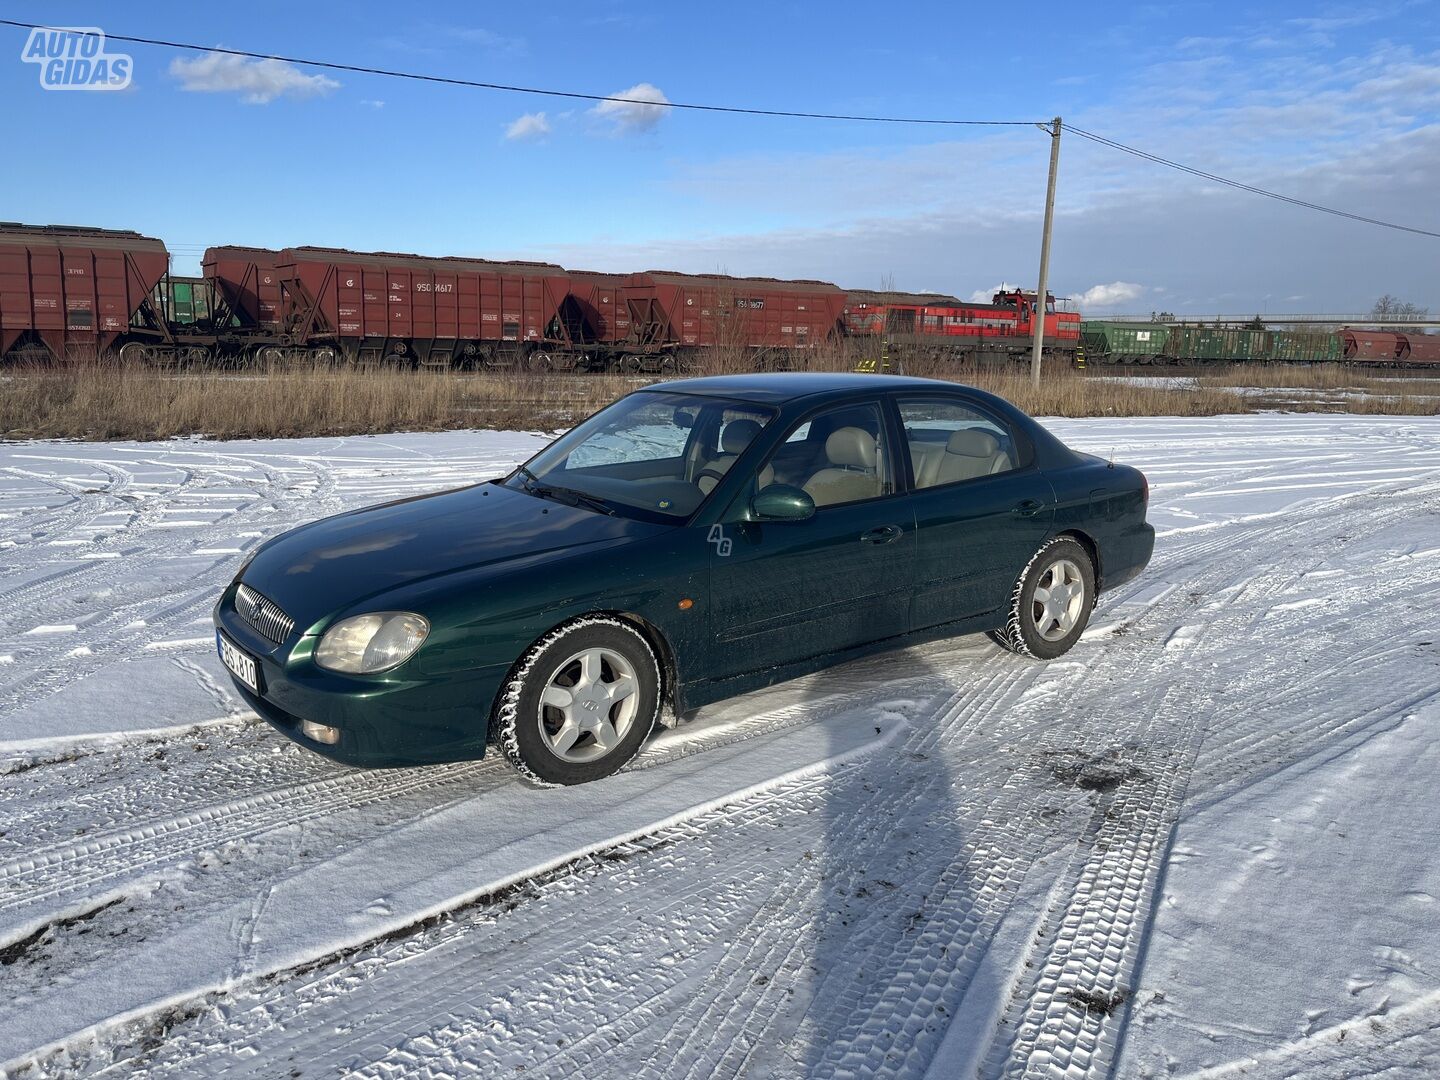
[217,630,260,693]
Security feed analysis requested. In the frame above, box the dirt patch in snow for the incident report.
[1042,747,1147,793]
[1068,986,1131,1015]
[0,897,126,967]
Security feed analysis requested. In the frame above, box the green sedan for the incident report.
[213,373,1153,786]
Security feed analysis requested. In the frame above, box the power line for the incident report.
[1067,125,1440,239]
[0,19,1035,127]
[6,19,1437,239]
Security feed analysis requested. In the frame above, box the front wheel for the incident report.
[991,537,1096,660]
[494,617,661,786]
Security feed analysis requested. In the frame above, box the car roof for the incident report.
[643,372,976,404]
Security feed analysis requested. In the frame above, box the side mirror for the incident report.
[751,484,815,522]
[672,408,695,429]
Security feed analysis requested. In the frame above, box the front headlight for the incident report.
[314,612,429,674]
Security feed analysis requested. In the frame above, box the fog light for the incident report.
[301,719,340,746]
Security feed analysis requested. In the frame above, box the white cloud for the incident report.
[1075,282,1147,308]
[169,52,339,104]
[591,83,670,133]
[505,111,552,141]
[360,99,385,109]
[968,283,1015,303]
[448,26,527,54]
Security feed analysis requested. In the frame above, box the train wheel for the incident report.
[118,342,149,366]
[531,351,556,371]
[311,346,338,366]
[257,346,285,366]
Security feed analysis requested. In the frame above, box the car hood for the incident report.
[240,483,669,631]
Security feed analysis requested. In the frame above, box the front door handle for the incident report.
[861,524,904,544]
[1012,499,1044,518]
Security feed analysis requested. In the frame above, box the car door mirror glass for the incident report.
[751,485,815,522]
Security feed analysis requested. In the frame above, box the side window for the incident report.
[898,398,1017,489]
[761,403,893,508]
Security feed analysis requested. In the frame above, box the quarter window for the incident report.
[898,399,1017,488]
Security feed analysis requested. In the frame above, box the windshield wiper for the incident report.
[527,481,617,517]
[513,466,616,516]
[545,486,618,516]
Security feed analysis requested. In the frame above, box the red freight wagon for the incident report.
[277,247,570,366]
[1341,329,1404,362]
[620,272,846,364]
[1399,333,1440,366]
[0,222,169,362]
[560,270,628,344]
[540,270,629,371]
[202,246,283,334]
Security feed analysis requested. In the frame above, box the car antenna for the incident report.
[1107,447,1116,469]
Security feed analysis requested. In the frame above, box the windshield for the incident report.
[506,391,776,522]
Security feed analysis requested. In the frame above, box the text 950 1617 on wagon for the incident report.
[213,373,1153,786]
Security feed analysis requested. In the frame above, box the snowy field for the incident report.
[2,416,1439,1079]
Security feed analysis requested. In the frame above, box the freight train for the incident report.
[2,222,1434,370]
[0,222,1077,371]
[1080,320,1440,366]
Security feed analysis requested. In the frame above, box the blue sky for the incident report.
[4,1,1438,313]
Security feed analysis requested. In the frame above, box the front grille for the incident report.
[235,583,295,645]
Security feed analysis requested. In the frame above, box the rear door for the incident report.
[894,394,1055,629]
[707,399,915,676]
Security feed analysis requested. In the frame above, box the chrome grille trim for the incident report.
[235,583,295,645]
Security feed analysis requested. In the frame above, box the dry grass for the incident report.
[0,364,638,441]
[2,355,1436,443]
[1194,363,1440,414]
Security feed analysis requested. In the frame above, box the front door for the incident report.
[707,401,915,677]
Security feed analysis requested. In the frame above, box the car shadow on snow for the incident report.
[693,636,987,1076]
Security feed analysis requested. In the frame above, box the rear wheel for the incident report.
[494,617,661,786]
[991,536,1095,660]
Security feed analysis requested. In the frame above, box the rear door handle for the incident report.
[861,524,904,544]
[1012,499,1044,518]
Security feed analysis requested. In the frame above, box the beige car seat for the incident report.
[925,429,1012,486]
[697,419,762,494]
[803,426,881,506]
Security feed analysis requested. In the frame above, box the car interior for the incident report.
[531,393,1019,521]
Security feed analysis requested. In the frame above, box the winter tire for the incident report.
[991,536,1096,660]
[494,617,661,787]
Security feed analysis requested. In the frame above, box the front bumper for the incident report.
[214,596,509,768]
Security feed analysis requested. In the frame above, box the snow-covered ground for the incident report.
[1,416,1439,1079]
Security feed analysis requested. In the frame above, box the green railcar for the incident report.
[164,277,212,325]
[1163,325,1270,362]
[1079,321,1170,363]
[1267,329,1341,363]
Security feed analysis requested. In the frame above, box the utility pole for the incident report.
[1030,117,1062,388]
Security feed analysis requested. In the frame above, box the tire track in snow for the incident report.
[0,676,936,928]
[976,475,1440,1080]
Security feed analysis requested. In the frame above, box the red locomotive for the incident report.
[844,288,1081,364]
